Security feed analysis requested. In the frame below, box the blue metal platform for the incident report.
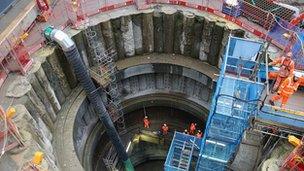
[258,104,304,130]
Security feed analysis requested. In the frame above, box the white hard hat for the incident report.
[294,72,302,78]
[225,0,238,6]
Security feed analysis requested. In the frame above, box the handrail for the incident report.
[1,0,304,79]
[259,105,304,122]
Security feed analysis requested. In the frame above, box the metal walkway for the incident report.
[257,104,304,131]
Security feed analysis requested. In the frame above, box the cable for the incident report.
[143,105,147,117]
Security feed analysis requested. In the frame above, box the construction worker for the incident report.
[21,151,44,171]
[196,130,203,138]
[183,129,189,134]
[161,123,169,135]
[143,116,150,128]
[269,74,300,108]
[189,123,197,135]
[269,51,295,93]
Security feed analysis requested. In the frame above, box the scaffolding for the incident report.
[103,145,120,170]
[164,37,265,171]
[195,36,265,170]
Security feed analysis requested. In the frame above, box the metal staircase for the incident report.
[165,37,266,171]
[196,37,265,171]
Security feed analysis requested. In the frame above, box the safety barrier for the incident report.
[0,0,303,88]
[145,0,303,68]
[268,18,304,69]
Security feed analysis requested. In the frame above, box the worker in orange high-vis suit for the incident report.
[143,116,150,128]
[189,123,197,135]
[269,74,300,108]
[269,52,294,93]
[196,130,203,138]
[162,123,169,135]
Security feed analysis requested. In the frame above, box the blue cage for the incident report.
[165,36,266,171]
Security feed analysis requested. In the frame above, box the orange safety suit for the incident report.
[162,124,169,135]
[271,76,300,108]
[189,123,196,135]
[196,131,203,138]
[143,117,150,128]
[269,56,294,92]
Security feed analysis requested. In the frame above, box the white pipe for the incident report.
[49,29,75,51]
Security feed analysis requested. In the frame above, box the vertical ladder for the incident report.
[84,26,126,170]
[178,141,195,170]
[84,26,126,132]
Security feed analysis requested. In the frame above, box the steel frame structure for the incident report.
[165,36,266,171]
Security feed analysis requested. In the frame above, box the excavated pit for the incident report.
[89,106,205,170]
[0,5,267,171]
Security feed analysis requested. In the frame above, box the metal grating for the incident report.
[243,0,295,21]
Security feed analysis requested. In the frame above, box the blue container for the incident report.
[222,2,242,17]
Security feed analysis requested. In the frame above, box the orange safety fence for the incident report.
[0,0,302,85]
[0,0,135,80]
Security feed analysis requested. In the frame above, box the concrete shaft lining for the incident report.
[0,5,252,171]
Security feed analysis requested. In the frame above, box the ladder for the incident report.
[178,141,194,170]
[165,132,201,171]
[84,26,126,171]
[84,26,126,133]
